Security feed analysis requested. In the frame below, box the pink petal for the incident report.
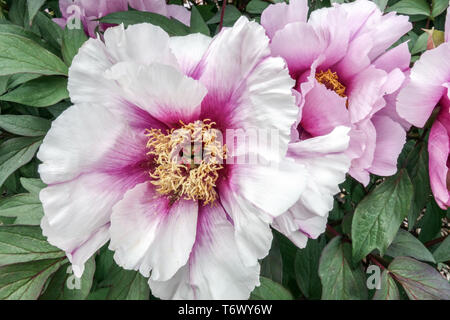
[260,0,308,39]
[167,4,191,26]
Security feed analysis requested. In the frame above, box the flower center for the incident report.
[145,120,227,205]
[315,69,346,98]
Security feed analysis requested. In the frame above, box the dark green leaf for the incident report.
[389,256,450,300]
[0,34,68,76]
[319,237,368,300]
[431,0,449,18]
[27,0,46,24]
[190,6,210,36]
[0,193,44,225]
[0,137,42,188]
[0,115,51,136]
[386,0,431,17]
[19,177,45,195]
[418,199,445,243]
[260,235,283,284]
[385,229,436,263]
[0,225,64,265]
[352,169,413,262]
[246,0,270,14]
[294,237,325,299]
[0,258,66,299]
[61,26,88,66]
[0,76,68,107]
[207,5,241,27]
[100,11,190,36]
[40,257,95,300]
[373,269,400,300]
[34,11,63,49]
[433,236,450,263]
[250,276,293,300]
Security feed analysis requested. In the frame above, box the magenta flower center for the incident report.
[145,119,227,205]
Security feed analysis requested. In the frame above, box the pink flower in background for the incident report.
[397,10,450,209]
[54,0,191,38]
[261,0,412,186]
[38,18,311,299]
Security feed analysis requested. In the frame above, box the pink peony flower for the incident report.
[54,0,191,38]
[397,11,450,209]
[261,0,412,186]
[37,18,349,299]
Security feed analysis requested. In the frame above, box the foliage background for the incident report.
[0,0,448,300]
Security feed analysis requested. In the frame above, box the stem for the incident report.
[368,254,386,270]
[218,0,227,32]
[425,235,448,248]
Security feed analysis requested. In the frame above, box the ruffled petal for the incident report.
[104,61,207,126]
[169,33,212,77]
[167,4,191,26]
[109,182,198,281]
[369,115,406,176]
[149,204,260,300]
[397,42,450,127]
[275,126,350,248]
[260,0,308,39]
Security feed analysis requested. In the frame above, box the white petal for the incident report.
[109,182,198,281]
[169,33,212,77]
[104,62,207,126]
[149,204,260,300]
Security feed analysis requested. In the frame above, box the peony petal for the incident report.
[397,42,450,127]
[369,115,406,176]
[300,81,351,137]
[373,42,411,73]
[270,22,325,78]
[149,204,260,299]
[167,4,191,26]
[348,119,376,185]
[104,62,207,127]
[169,33,212,77]
[260,0,308,39]
[219,185,273,267]
[109,182,198,281]
[128,0,168,16]
[428,112,450,209]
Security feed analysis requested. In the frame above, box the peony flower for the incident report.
[36,17,333,299]
[261,0,412,186]
[397,10,450,209]
[54,0,191,38]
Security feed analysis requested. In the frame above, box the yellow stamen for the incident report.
[315,69,347,98]
[145,119,227,205]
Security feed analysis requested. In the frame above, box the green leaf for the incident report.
[0,34,68,76]
[411,32,428,55]
[95,248,149,300]
[372,0,388,11]
[246,0,270,14]
[386,0,431,17]
[0,258,66,299]
[100,11,190,36]
[373,269,400,300]
[0,193,44,225]
[418,199,445,242]
[0,137,42,188]
[385,229,436,263]
[431,0,449,18]
[61,26,88,66]
[319,237,368,300]
[294,237,325,299]
[250,277,293,300]
[207,5,242,27]
[352,169,413,262]
[0,76,68,107]
[189,6,210,36]
[27,0,46,24]
[389,256,450,300]
[433,236,450,263]
[0,225,64,265]
[260,235,283,284]
[19,177,45,195]
[34,11,63,49]
[40,257,95,300]
[0,24,42,43]
[0,115,51,136]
